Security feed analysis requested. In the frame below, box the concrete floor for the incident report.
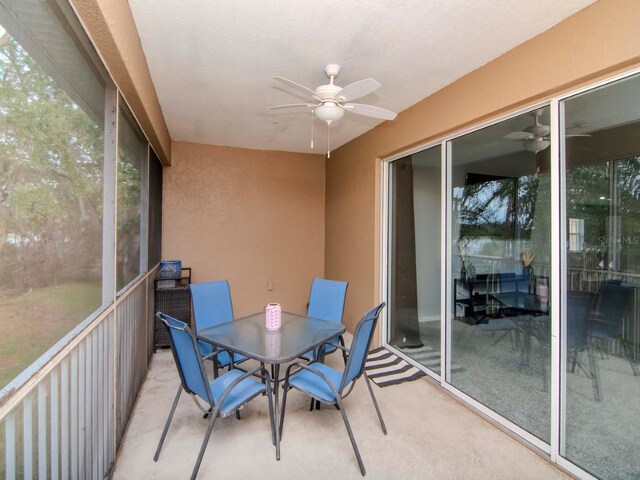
[113,348,570,480]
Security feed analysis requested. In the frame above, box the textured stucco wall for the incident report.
[326,0,640,334]
[164,142,325,318]
[71,0,171,165]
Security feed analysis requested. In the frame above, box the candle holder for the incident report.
[264,303,281,331]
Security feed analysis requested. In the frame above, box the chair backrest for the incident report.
[566,290,595,349]
[594,280,634,334]
[340,302,386,392]
[190,280,234,333]
[307,278,348,323]
[157,312,213,405]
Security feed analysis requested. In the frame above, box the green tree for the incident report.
[0,32,103,291]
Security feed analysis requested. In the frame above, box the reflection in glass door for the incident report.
[388,146,442,373]
[562,73,640,480]
[447,107,552,443]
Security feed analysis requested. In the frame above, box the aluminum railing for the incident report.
[0,270,156,479]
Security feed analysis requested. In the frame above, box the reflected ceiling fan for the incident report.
[268,64,397,156]
[505,109,591,153]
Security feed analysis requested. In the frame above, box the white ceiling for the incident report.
[128,0,597,155]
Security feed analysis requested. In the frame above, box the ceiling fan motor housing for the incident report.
[315,84,341,101]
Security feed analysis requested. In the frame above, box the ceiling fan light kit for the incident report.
[269,64,398,157]
[524,137,551,153]
[314,102,345,123]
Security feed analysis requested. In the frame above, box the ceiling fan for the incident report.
[505,109,591,153]
[269,64,398,124]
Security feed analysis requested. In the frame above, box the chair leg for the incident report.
[570,350,578,373]
[279,382,290,440]
[587,341,601,402]
[621,338,640,376]
[154,386,182,461]
[364,374,387,435]
[308,398,315,411]
[335,396,366,476]
[191,405,221,480]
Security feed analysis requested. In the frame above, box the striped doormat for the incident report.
[365,347,426,388]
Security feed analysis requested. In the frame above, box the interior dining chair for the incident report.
[190,280,247,377]
[154,312,276,480]
[588,280,639,377]
[279,302,387,477]
[566,290,601,400]
[303,278,349,362]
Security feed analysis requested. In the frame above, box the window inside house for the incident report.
[0,2,111,389]
[568,218,585,251]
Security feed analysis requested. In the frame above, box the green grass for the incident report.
[0,282,101,389]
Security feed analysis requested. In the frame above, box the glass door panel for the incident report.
[388,146,442,373]
[562,73,640,479]
[447,107,552,442]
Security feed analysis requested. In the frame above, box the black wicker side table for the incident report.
[154,267,191,350]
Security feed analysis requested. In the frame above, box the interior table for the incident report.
[491,291,550,369]
[198,311,346,460]
[491,291,549,315]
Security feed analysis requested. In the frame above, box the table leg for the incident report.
[273,363,280,461]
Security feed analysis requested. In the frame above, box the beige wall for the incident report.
[326,0,640,334]
[71,0,171,165]
[164,142,326,318]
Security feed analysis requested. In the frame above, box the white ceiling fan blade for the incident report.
[566,133,593,137]
[504,132,534,140]
[338,78,381,102]
[343,103,397,121]
[268,103,316,110]
[273,76,317,99]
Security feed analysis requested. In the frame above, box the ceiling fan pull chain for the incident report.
[327,121,331,158]
[311,109,314,149]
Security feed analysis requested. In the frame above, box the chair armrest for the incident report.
[216,366,272,409]
[283,362,342,400]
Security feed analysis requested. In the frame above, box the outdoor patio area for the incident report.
[113,343,569,479]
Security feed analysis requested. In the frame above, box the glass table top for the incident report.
[198,311,346,363]
[491,291,549,314]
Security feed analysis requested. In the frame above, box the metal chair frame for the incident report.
[279,303,387,476]
[154,312,277,479]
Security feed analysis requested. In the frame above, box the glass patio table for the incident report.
[198,311,346,460]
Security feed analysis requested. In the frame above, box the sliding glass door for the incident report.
[447,107,552,443]
[561,72,640,480]
[388,145,442,374]
[384,69,640,479]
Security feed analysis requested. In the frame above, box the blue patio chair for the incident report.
[190,280,247,377]
[279,302,387,476]
[154,312,276,480]
[303,278,349,362]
